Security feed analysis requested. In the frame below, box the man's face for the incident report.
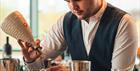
[65,0,98,20]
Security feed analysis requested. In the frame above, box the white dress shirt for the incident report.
[26,1,138,71]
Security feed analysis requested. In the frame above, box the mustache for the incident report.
[73,10,83,13]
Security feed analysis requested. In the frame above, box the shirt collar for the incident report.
[88,0,107,23]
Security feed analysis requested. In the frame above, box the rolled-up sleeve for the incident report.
[112,14,138,71]
[25,15,67,70]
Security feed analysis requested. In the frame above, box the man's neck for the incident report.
[85,0,103,23]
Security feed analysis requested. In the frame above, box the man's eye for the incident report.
[75,0,81,1]
[74,0,82,2]
[64,0,70,2]
[64,0,81,2]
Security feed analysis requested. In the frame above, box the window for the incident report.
[0,0,139,62]
[0,0,30,59]
[38,0,69,39]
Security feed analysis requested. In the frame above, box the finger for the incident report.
[48,65,63,71]
[34,50,41,59]
[22,49,37,62]
[25,42,34,50]
[17,39,26,50]
[46,65,61,71]
[36,39,40,46]
[30,50,41,59]
[25,42,33,47]
[35,39,42,50]
[36,39,42,48]
[28,47,34,53]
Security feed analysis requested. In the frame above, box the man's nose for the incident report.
[70,1,79,10]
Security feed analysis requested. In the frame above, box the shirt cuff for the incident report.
[23,57,36,64]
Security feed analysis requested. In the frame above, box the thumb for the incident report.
[35,39,42,49]
[17,39,25,50]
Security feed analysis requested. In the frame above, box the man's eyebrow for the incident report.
[64,0,69,1]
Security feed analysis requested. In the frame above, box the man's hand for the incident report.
[17,39,41,62]
[46,65,69,71]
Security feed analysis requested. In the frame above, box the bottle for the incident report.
[3,36,12,58]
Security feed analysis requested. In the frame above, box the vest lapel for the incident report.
[71,19,88,60]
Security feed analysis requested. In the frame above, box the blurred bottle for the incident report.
[2,36,12,58]
[0,36,21,71]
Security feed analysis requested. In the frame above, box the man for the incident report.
[18,0,138,71]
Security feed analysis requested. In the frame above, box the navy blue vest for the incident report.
[63,4,126,71]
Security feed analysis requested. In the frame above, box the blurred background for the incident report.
[0,0,140,68]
